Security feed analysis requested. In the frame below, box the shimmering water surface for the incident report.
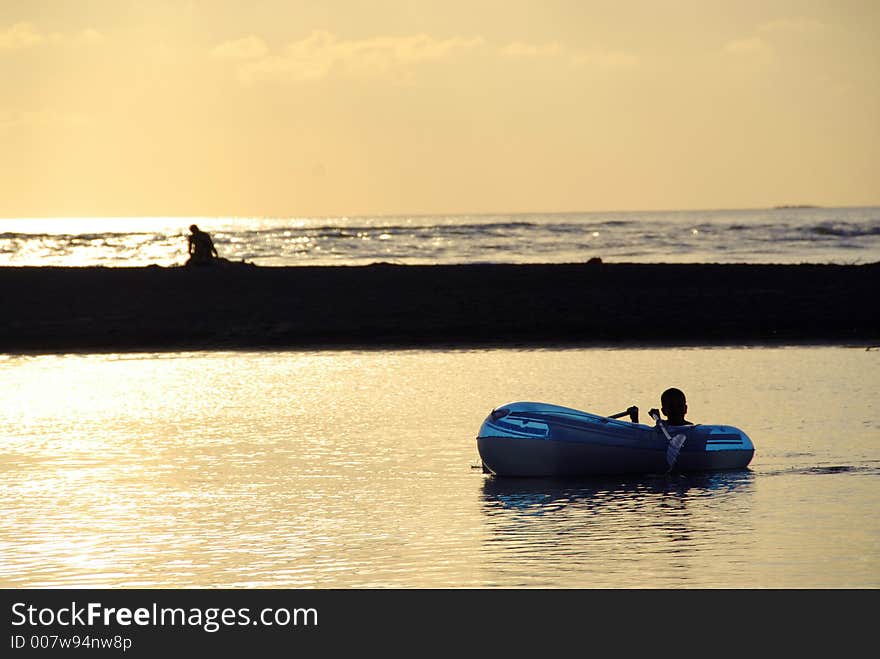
[1,207,879,267]
[1,347,877,588]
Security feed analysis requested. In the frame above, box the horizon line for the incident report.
[1,203,878,222]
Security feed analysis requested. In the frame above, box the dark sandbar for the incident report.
[1,262,878,353]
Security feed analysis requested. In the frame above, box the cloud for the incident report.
[724,17,825,58]
[758,17,826,34]
[0,22,103,50]
[216,31,639,83]
[723,37,771,55]
[0,109,91,129]
[0,22,43,49]
[210,35,269,61]
[570,48,640,70]
[226,30,485,83]
[500,41,563,58]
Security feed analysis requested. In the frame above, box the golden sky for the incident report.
[1,0,877,217]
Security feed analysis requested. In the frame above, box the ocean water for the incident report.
[1,346,877,588]
[1,206,878,267]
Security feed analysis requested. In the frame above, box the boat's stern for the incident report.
[674,424,756,471]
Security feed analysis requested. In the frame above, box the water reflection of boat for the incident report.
[480,471,755,511]
[477,402,755,477]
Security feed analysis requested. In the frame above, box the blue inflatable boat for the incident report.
[477,402,755,477]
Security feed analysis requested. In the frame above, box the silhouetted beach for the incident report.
[1,262,877,353]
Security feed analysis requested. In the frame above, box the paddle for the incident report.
[608,406,639,423]
[648,408,687,472]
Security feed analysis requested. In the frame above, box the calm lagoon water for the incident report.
[1,346,877,588]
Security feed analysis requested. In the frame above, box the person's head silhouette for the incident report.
[661,387,689,426]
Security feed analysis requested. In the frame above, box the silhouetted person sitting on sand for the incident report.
[650,387,693,426]
[186,224,218,266]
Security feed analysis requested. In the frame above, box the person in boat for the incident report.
[658,387,693,426]
[186,224,219,266]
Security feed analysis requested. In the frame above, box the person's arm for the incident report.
[210,239,218,258]
[188,236,194,255]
